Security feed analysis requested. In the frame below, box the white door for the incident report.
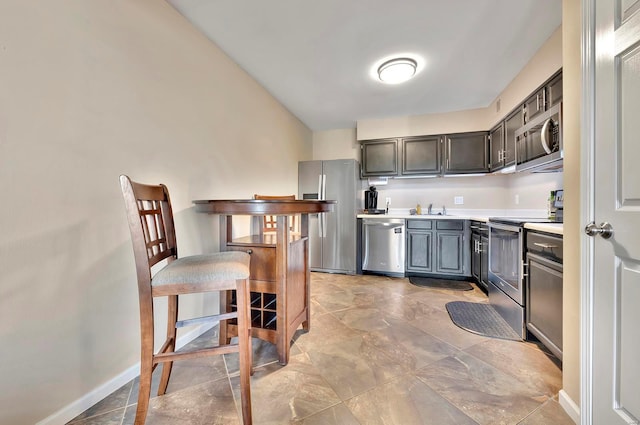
[589,0,640,423]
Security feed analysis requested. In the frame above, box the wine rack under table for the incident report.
[228,290,277,331]
[221,232,309,362]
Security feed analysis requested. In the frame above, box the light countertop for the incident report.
[357,213,490,222]
[356,209,564,236]
[524,222,564,236]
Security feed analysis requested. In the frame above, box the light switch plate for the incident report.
[454,196,464,205]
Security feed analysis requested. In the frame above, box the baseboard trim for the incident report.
[36,324,214,425]
[559,389,580,424]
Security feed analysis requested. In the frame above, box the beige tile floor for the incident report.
[68,272,574,425]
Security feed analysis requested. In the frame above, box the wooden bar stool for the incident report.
[119,175,253,425]
[253,194,298,234]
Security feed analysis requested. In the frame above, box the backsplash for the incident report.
[357,171,563,212]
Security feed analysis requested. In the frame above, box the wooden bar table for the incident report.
[193,199,335,365]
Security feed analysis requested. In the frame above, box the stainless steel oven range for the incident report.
[487,217,556,338]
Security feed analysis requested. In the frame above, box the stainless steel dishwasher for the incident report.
[362,218,405,277]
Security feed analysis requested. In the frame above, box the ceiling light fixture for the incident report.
[377,57,417,84]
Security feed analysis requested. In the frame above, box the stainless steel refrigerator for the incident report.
[298,159,359,274]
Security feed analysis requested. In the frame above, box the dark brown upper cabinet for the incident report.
[401,136,441,175]
[547,72,563,108]
[489,106,522,172]
[503,107,522,168]
[524,87,546,124]
[489,122,505,172]
[360,138,399,177]
[359,70,561,178]
[444,132,489,174]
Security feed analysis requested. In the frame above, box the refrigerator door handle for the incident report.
[317,175,322,200]
[322,174,327,237]
[321,174,327,201]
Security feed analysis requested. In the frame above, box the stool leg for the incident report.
[135,308,154,425]
[235,279,252,425]
[219,290,232,345]
[158,294,178,395]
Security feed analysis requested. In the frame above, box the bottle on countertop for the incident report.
[547,191,556,220]
[416,203,422,215]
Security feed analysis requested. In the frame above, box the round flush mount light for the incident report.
[371,54,423,85]
[377,58,417,84]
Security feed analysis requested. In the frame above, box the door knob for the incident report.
[584,222,613,239]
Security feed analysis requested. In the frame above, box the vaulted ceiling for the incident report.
[167,0,562,130]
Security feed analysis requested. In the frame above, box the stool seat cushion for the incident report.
[152,251,250,286]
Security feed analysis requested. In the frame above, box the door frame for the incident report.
[580,0,595,423]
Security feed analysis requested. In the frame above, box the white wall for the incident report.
[0,1,311,423]
[373,175,509,211]
[505,172,564,210]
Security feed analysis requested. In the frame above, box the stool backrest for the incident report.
[253,194,296,233]
[120,175,178,285]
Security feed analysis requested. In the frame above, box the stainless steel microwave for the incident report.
[515,102,563,172]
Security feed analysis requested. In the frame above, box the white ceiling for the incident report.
[166,0,562,131]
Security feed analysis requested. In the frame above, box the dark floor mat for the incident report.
[409,277,473,291]
[445,301,521,341]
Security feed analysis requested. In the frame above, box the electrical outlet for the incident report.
[454,196,464,205]
[515,194,520,205]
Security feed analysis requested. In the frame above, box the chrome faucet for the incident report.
[427,203,433,215]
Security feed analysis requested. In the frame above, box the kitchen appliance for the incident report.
[298,159,359,273]
[362,218,406,276]
[364,186,378,209]
[552,189,564,222]
[526,231,563,360]
[515,102,563,172]
[487,217,556,338]
[363,185,386,214]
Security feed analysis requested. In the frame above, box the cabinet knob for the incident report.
[246,249,253,254]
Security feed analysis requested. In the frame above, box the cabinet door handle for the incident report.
[533,242,558,249]
[246,249,253,254]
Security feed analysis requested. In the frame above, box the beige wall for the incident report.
[0,1,311,423]
[312,128,359,160]
[561,0,581,410]
[486,27,563,128]
[357,107,488,141]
